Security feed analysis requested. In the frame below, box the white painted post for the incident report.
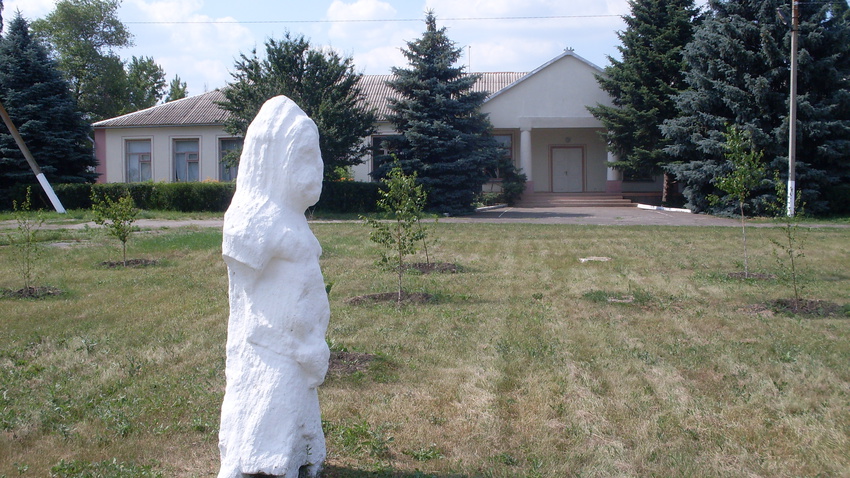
[0,101,66,213]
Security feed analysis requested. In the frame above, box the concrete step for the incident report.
[516,193,636,208]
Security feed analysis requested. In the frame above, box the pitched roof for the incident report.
[93,72,529,129]
[486,50,603,103]
[92,89,228,128]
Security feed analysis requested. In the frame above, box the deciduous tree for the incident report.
[124,55,166,113]
[219,33,376,180]
[32,0,133,120]
[165,74,188,102]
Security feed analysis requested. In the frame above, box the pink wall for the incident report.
[94,128,107,183]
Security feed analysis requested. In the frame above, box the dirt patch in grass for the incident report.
[100,258,158,268]
[405,262,460,274]
[727,271,777,280]
[345,291,433,305]
[1,286,63,299]
[328,351,376,375]
[772,299,847,317]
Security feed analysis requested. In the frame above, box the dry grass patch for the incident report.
[1,222,849,477]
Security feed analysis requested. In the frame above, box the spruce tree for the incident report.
[663,0,850,214]
[0,13,96,192]
[588,0,699,201]
[383,12,502,215]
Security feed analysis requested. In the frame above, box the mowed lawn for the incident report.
[1,221,848,477]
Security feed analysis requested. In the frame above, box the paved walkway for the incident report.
[1,206,846,230]
[440,206,741,226]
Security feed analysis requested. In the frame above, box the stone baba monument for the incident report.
[218,96,330,478]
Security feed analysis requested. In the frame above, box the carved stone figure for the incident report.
[218,96,329,478]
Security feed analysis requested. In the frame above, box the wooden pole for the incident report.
[0,100,66,213]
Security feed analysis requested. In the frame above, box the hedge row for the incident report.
[2,181,380,214]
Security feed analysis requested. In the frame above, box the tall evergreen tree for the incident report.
[663,0,850,214]
[383,12,503,215]
[0,13,96,192]
[219,33,376,180]
[588,0,700,202]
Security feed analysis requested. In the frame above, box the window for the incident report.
[174,139,199,182]
[219,138,242,181]
[126,139,151,182]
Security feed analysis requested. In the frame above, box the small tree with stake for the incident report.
[9,187,44,294]
[91,190,138,267]
[363,164,428,303]
[709,126,765,277]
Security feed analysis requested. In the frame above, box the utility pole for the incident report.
[778,1,799,216]
[0,101,67,213]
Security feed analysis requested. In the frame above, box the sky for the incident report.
[5,0,706,99]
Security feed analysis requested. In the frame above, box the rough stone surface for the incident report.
[218,96,329,478]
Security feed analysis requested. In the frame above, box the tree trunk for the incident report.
[661,172,675,204]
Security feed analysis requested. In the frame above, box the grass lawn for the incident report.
[1,221,848,477]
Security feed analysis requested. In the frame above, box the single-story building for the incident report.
[92,50,664,204]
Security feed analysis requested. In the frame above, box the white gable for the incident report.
[483,51,612,129]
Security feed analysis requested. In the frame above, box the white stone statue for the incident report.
[218,96,329,478]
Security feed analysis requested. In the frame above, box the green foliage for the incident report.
[313,181,380,215]
[164,74,187,102]
[8,187,44,291]
[219,32,377,180]
[31,0,133,121]
[323,419,393,458]
[0,13,96,191]
[363,165,428,301]
[50,458,162,478]
[123,56,166,114]
[148,182,233,212]
[381,12,504,215]
[404,444,445,462]
[46,181,377,214]
[91,190,138,266]
[769,174,807,308]
[664,0,850,215]
[588,0,699,179]
[708,126,766,276]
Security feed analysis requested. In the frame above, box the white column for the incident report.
[520,127,533,192]
[606,151,622,193]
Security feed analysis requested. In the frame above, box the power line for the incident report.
[124,14,624,25]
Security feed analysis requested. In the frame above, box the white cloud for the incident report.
[128,0,254,56]
[4,0,56,21]
[325,0,399,46]
[351,44,405,75]
[122,0,256,91]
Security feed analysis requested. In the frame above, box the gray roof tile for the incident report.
[93,72,528,129]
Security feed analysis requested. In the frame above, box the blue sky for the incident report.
[7,0,706,100]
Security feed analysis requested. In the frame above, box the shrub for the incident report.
[91,190,139,266]
[313,181,380,214]
[8,180,380,214]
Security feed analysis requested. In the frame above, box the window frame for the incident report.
[125,138,152,183]
[173,138,201,182]
[218,137,242,182]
